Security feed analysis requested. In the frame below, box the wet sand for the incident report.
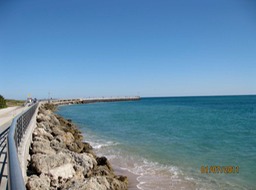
[110,158,197,190]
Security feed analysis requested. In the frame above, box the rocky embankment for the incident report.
[26,103,128,190]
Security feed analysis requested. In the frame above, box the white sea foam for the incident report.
[89,140,119,149]
[99,147,197,189]
[82,133,246,190]
[82,132,119,150]
[82,132,244,189]
[85,137,198,189]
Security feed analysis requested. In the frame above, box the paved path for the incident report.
[0,107,26,190]
[0,107,25,132]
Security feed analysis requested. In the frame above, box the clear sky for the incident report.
[1,0,256,99]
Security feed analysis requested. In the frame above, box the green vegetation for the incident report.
[0,95,25,108]
[6,99,25,107]
[0,95,7,109]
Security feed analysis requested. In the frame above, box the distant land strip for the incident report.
[50,96,141,106]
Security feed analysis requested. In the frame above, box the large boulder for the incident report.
[84,176,110,190]
[70,176,128,190]
[36,122,52,133]
[70,152,97,177]
[59,177,110,190]
[33,127,54,141]
[26,174,51,190]
[36,113,51,123]
[50,139,66,151]
[51,126,66,136]
[31,139,55,155]
[108,176,128,190]
[67,141,93,153]
[31,152,73,174]
[49,163,75,180]
[60,132,75,144]
[96,156,112,171]
[49,114,60,125]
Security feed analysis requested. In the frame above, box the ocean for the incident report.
[57,95,256,190]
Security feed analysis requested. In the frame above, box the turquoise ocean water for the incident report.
[57,96,256,190]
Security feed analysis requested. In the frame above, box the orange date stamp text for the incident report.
[201,166,239,174]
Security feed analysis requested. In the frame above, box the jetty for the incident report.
[51,96,141,105]
[0,96,140,190]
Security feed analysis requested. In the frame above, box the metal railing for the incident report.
[0,127,9,154]
[0,127,9,186]
[7,103,38,190]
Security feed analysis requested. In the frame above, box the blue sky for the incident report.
[0,0,255,99]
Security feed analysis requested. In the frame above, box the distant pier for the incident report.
[51,96,141,106]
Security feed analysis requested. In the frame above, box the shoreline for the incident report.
[41,96,255,190]
[55,103,141,190]
[56,102,142,190]
[26,103,129,189]
[55,100,188,190]
[55,100,199,190]
[113,166,140,190]
[54,101,141,190]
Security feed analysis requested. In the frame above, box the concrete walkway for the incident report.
[0,107,25,132]
[0,107,26,190]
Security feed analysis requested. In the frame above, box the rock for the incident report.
[67,141,93,153]
[36,113,51,123]
[49,163,75,180]
[50,139,66,151]
[31,152,73,174]
[73,165,86,180]
[43,109,52,116]
[37,122,52,133]
[96,156,108,166]
[96,156,112,171]
[66,141,79,152]
[84,176,110,190]
[82,142,93,151]
[67,176,128,190]
[50,114,60,125]
[70,152,97,177]
[31,139,55,155]
[26,174,51,190]
[109,176,128,190]
[58,178,83,190]
[93,165,113,176]
[43,103,56,111]
[36,114,44,123]
[116,175,128,183]
[51,126,66,136]
[62,132,75,144]
[79,141,93,153]
[27,103,128,190]
[60,177,110,190]
[33,127,54,141]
